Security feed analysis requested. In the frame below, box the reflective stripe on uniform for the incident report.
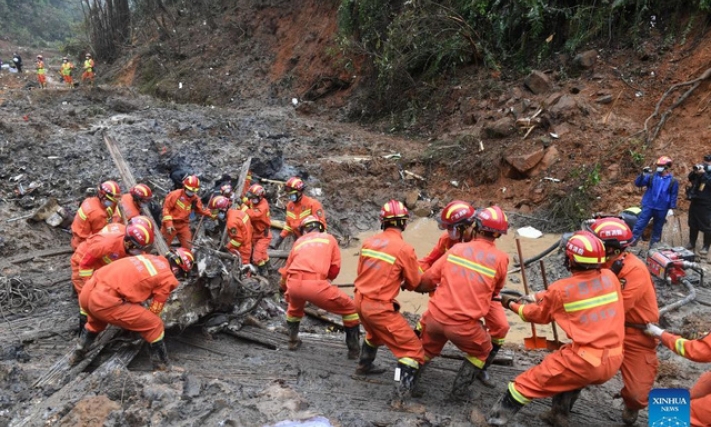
[229,239,242,247]
[508,382,531,405]
[102,255,112,264]
[286,211,297,219]
[398,357,419,369]
[294,238,330,251]
[299,209,312,218]
[176,199,190,211]
[150,331,164,344]
[675,338,687,357]
[286,315,302,322]
[78,207,88,221]
[563,291,619,313]
[465,355,485,369]
[492,337,506,345]
[342,313,359,322]
[361,249,396,264]
[136,255,158,276]
[517,305,527,322]
[78,269,94,278]
[163,215,173,221]
[446,254,495,278]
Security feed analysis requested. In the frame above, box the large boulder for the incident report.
[483,116,516,139]
[548,95,579,120]
[524,70,551,95]
[573,50,598,69]
[505,149,545,177]
[528,146,561,177]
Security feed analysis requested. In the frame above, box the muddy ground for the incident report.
[0,83,710,427]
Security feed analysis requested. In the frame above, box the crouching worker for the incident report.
[279,215,360,359]
[70,248,195,370]
[488,231,624,426]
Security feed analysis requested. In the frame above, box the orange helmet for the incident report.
[565,231,606,269]
[439,201,476,230]
[98,180,121,202]
[129,183,153,202]
[656,156,672,168]
[247,184,265,200]
[125,222,154,249]
[285,177,305,192]
[299,215,325,234]
[128,215,154,230]
[169,247,194,272]
[475,206,508,236]
[591,217,633,251]
[209,195,231,211]
[183,175,200,192]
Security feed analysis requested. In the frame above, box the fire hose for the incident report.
[658,262,704,317]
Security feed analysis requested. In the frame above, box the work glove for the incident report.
[270,235,284,249]
[499,289,524,310]
[166,226,175,234]
[666,209,674,218]
[645,323,664,338]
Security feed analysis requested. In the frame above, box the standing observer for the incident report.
[686,154,711,255]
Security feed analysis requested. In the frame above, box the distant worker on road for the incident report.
[82,53,95,86]
[240,184,272,275]
[119,183,153,222]
[270,177,326,249]
[161,175,213,250]
[12,52,22,73]
[630,156,678,249]
[59,57,75,88]
[36,55,47,88]
[71,180,122,249]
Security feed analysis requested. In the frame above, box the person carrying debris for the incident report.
[12,52,22,73]
[71,180,122,249]
[488,231,624,426]
[279,215,361,358]
[630,156,679,249]
[209,195,252,266]
[270,177,326,249]
[417,206,510,401]
[35,55,47,88]
[70,248,194,370]
[353,200,429,403]
[590,217,659,425]
[417,201,510,388]
[59,57,75,88]
[686,154,711,255]
[161,175,213,250]
[82,53,95,86]
[646,322,711,426]
[70,219,155,332]
[239,184,272,275]
[119,183,153,222]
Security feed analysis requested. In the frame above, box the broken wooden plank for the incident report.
[0,248,74,269]
[223,325,284,350]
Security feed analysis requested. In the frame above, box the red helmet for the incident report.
[209,195,231,211]
[129,183,153,202]
[170,247,194,272]
[285,177,305,192]
[128,215,154,230]
[565,231,606,268]
[98,180,121,202]
[656,156,672,167]
[439,200,476,229]
[475,206,508,235]
[299,215,325,234]
[591,217,633,251]
[247,184,266,200]
[379,200,409,222]
[219,183,233,197]
[183,175,200,192]
[125,222,154,249]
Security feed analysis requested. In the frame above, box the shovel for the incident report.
[515,238,548,350]
[539,260,563,350]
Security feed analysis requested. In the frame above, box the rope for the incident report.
[0,276,51,316]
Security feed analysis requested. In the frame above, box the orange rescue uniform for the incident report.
[80,255,179,343]
[419,238,509,366]
[70,231,127,295]
[280,195,326,240]
[71,196,119,249]
[354,228,424,367]
[281,231,359,327]
[241,198,271,267]
[118,193,141,222]
[610,252,659,411]
[36,60,46,87]
[418,231,457,271]
[507,269,624,404]
[660,331,711,426]
[160,189,212,249]
[225,208,252,265]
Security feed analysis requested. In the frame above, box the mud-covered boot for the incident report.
[451,359,481,401]
[68,328,98,366]
[392,362,419,402]
[258,260,271,277]
[539,393,569,427]
[487,389,525,426]
[621,405,639,425]
[344,325,361,360]
[287,320,302,351]
[411,362,428,398]
[354,341,386,375]
[149,339,171,371]
[477,343,501,388]
[78,313,88,336]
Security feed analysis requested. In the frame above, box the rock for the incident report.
[528,146,561,177]
[294,100,315,115]
[505,149,545,175]
[607,163,621,181]
[182,374,202,400]
[404,189,420,210]
[596,95,613,104]
[544,92,563,108]
[548,95,579,120]
[483,116,516,139]
[518,204,531,214]
[524,70,551,95]
[412,200,432,217]
[573,49,598,69]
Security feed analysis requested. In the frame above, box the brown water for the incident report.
[335,218,567,344]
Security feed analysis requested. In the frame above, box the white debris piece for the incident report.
[517,226,543,239]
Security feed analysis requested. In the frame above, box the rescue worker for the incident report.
[161,175,213,250]
[630,156,679,248]
[59,57,75,88]
[590,217,659,425]
[12,52,22,73]
[280,215,360,358]
[71,247,194,369]
[417,201,510,387]
[417,206,510,400]
[686,154,711,255]
[210,195,252,266]
[70,220,155,332]
[270,177,326,249]
[82,53,95,86]
[646,323,711,426]
[36,55,47,88]
[488,231,624,426]
[240,184,272,275]
[71,180,122,249]
[353,200,428,402]
[119,183,153,222]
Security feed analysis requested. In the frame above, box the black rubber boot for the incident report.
[258,260,271,277]
[411,362,428,398]
[149,339,170,371]
[622,405,639,425]
[344,325,361,360]
[487,389,525,426]
[354,342,386,375]
[68,328,98,366]
[451,360,482,401]
[540,393,569,427]
[477,343,501,388]
[286,320,302,351]
[78,313,88,336]
[393,362,419,401]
